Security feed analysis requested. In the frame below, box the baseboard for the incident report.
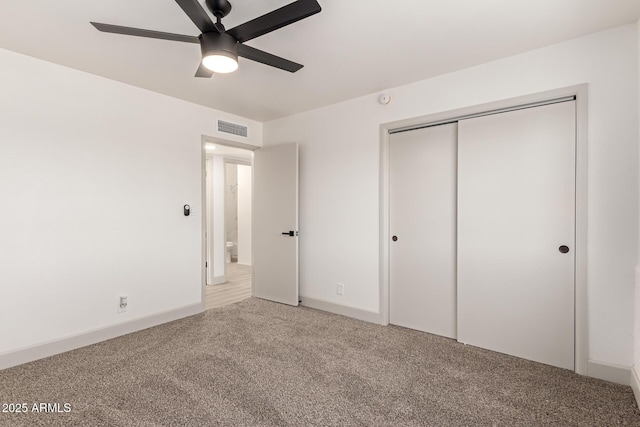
[0,302,205,371]
[634,267,640,408]
[587,360,631,386]
[300,297,383,324]
[631,366,640,409]
[237,263,251,271]
[211,275,227,285]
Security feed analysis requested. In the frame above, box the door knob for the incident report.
[392,236,398,241]
[282,231,295,236]
[559,245,570,253]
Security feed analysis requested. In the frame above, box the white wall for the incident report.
[237,164,252,266]
[211,155,226,281]
[224,163,238,257]
[0,47,261,355]
[264,24,639,368]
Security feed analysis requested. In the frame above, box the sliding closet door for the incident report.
[457,101,576,370]
[389,123,457,338]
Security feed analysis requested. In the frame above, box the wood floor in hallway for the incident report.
[205,263,252,310]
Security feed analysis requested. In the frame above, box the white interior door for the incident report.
[253,143,299,306]
[457,101,576,370]
[389,123,457,338]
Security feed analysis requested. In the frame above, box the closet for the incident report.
[389,123,457,339]
[389,99,576,370]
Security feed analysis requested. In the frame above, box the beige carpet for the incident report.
[1,298,639,426]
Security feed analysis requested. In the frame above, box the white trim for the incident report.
[587,360,631,386]
[222,157,228,280]
[379,126,391,326]
[201,141,208,303]
[211,275,228,285]
[237,263,251,271]
[379,84,589,376]
[250,149,256,298]
[630,366,640,409]
[0,303,204,371]
[574,87,589,375]
[389,95,576,134]
[202,135,259,151]
[632,265,640,408]
[301,297,384,324]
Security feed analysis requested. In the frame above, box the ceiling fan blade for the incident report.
[195,62,214,78]
[174,0,218,33]
[91,22,200,44]
[228,0,321,43]
[238,44,303,73]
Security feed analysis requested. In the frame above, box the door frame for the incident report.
[201,136,258,304]
[379,84,588,375]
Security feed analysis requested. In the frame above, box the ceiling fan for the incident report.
[90,0,321,77]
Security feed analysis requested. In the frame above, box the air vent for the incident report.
[218,120,248,138]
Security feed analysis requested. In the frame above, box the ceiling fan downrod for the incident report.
[206,0,232,19]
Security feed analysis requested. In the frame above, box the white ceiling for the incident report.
[1,1,639,122]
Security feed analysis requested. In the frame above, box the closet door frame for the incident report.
[378,84,588,375]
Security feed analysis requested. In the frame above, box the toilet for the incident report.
[226,241,235,263]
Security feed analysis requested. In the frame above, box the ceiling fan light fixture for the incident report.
[202,53,238,73]
[200,32,239,73]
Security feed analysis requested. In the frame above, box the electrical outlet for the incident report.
[118,296,128,313]
[336,283,344,296]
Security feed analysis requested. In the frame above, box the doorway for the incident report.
[203,137,255,309]
[201,138,300,310]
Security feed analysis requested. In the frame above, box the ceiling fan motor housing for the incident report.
[200,32,238,60]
